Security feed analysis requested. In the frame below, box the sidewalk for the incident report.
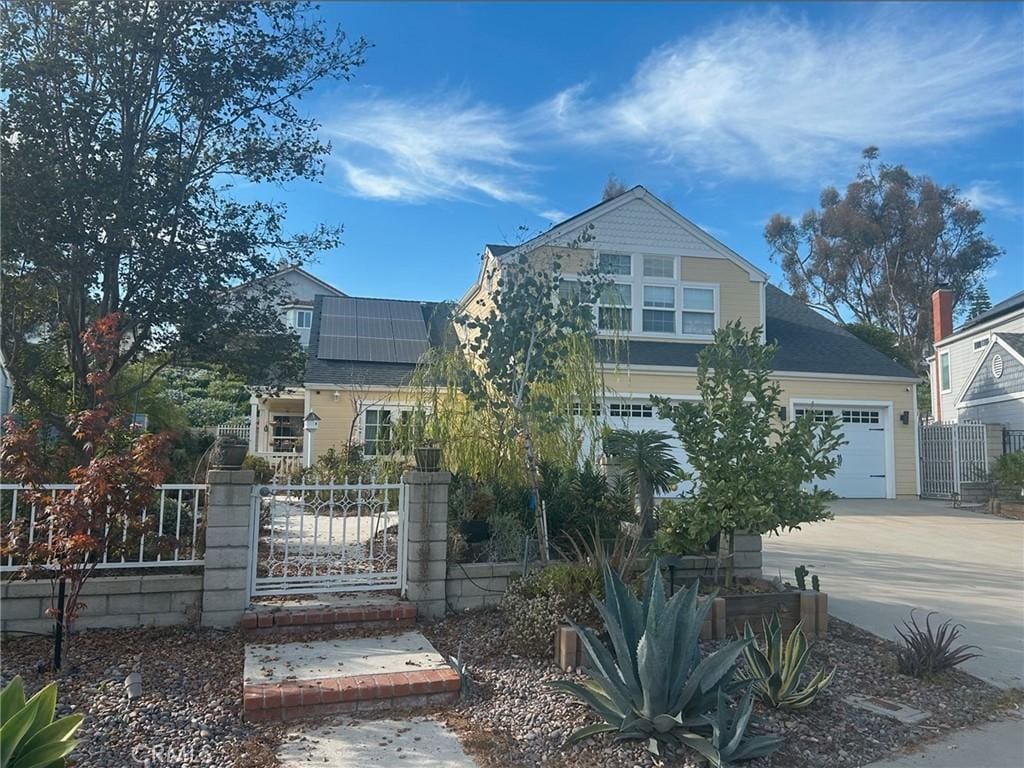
[865,718,1024,768]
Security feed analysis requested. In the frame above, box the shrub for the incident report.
[894,611,981,677]
[499,564,602,657]
[549,561,779,761]
[0,676,83,768]
[242,454,273,483]
[737,614,834,709]
[992,453,1024,494]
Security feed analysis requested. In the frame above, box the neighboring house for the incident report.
[0,348,12,417]
[251,186,921,498]
[927,287,1024,428]
[235,263,346,349]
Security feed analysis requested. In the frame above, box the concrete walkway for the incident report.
[763,498,1024,688]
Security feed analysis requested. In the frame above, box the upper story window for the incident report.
[939,351,951,393]
[560,251,720,340]
[287,308,313,329]
[973,337,989,351]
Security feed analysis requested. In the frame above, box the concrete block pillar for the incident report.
[403,470,450,621]
[201,469,254,627]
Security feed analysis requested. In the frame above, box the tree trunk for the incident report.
[520,413,549,563]
[637,476,655,539]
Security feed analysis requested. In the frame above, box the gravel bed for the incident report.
[424,610,1022,768]
[0,625,281,768]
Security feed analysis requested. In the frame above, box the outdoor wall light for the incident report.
[778,407,787,420]
[303,411,321,433]
[900,411,910,425]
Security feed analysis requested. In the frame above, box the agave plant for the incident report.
[1,676,83,768]
[548,560,776,758]
[737,614,835,709]
[681,689,785,768]
[894,611,982,677]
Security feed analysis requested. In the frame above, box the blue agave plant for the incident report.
[549,559,782,762]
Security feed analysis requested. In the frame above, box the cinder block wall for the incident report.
[446,561,541,612]
[1,574,202,635]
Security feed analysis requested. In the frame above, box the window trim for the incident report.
[973,336,989,352]
[939,351,951,393]
[678,282,719,340]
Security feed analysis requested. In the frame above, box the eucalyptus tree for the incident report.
[1,1,367,419]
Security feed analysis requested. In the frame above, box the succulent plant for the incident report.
[894,611,982,677]
[548,559,772,757]
[680,689,784,768]
[1,676,83,768]
[737,614,835,709]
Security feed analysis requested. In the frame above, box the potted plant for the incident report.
[414,439,442,472]
[459,489,494,543]
[212,435,248,469]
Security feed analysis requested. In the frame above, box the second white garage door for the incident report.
[795,406,889,498]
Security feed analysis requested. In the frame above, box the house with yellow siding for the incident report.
[250,186,921,498]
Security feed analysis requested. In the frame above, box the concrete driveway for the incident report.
[762,498,1024,688]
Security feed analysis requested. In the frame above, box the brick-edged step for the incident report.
[243,631,459,722]
[242,599,415,634]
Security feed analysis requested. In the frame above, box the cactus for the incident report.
[794,565,809,591]
[811,574,820,592]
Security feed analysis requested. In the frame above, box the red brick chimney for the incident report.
[931,285,953,343]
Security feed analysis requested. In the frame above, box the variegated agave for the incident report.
[548,560,779,761]
[737,614,835,709]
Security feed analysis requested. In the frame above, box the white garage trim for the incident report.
[788,398,896,499]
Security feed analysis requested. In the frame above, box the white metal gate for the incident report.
[248,481,406,597]
[919,422,989,498]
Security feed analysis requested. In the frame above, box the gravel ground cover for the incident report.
[424,609,1023,768]
[0,625,281,768]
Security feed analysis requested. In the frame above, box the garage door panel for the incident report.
[797,405,888,498]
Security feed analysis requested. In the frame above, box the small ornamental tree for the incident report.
[452,233,606,559]
[654,323,844,585]
[0,315,171,665]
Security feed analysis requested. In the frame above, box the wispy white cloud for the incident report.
[323,93,539,205]
[323,8,1022,205]
[553,9,1023,178]
[538,209,568,223]
[961,180,1022,217]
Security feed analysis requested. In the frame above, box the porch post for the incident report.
[201,469,254,627]
[248,398,258,454]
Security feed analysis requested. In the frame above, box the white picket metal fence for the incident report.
[216,422,251,441]
[248,480,407,597]
[919,422,989,498]
[255,452,304,481]
[0,484,207,572]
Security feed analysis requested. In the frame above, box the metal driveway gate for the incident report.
[248,481,406,597]
[919,421,989,498]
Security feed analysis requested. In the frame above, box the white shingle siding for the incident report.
[556,198,721,259]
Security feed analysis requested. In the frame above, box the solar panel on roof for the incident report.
[316,296,429,364]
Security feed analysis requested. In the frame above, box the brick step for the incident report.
[243,631,459,723]
[241,600,415,633]
[243,668,460,722]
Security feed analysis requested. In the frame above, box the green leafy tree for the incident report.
[655,323,844,585]
[603,429,680,537]
[765,147,1002,363]
[1,1,367,423]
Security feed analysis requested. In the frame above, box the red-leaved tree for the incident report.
[1,315,171,656]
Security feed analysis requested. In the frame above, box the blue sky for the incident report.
[239,1,1024,307]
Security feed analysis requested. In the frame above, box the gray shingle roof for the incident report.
[598,285,917,378]
[997,332,1024,358]
[955,290,1024,335]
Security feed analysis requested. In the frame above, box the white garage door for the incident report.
[796,406,888,498]
[579,400,694,496]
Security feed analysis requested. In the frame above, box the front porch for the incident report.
[249,389,306,478]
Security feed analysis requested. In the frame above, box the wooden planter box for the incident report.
[553,591,827,671]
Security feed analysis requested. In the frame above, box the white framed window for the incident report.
[939,351,951,393]
[680,286,716,336]
[795,408,835,424]
[571,402,603,416]
[598,283,632,331]
[643,255,675,278]
[287,308,313,329]
[841,409,880,424]
[608,402,653,418]
[363,409,393,455]
[642,285,676,333]
[598,253,631,275]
